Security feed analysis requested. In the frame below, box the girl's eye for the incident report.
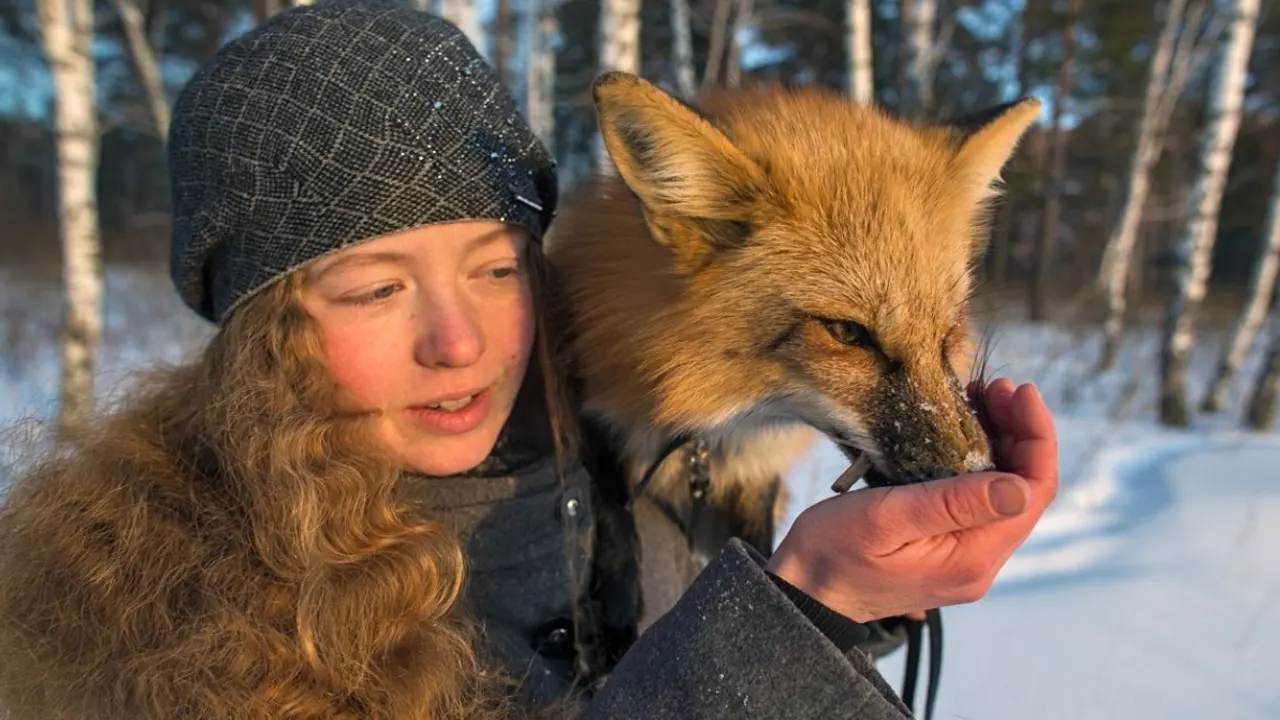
[341,282,401,306]
[490,266,519,279]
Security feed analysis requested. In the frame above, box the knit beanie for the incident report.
[167,0,558,325]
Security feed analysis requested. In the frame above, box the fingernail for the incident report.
[988,476,1028,516]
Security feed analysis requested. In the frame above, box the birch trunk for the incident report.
[702,0,731,93]
[1028,0,1080,322]
[595,0,641,175]
[1096,0,1192,369]
[526,0,557,154]
[847,0,874,103]
[902,0,936,120]
[441,0,485,59]
[1202,159,1280,411]
[725,0,753,87]
[670,0,696,97]
[1158,0,1260,427]
[1243,323,1280,430]
[38,0,103,438]
[114,0,170,138]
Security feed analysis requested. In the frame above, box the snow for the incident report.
[779,315,1280,720]
[4,266,1280,718]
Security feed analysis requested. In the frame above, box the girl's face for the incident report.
[301,220,536,477]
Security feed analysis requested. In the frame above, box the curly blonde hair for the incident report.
[0,244,581,719]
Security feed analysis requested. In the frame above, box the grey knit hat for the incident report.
[167,0,558,325]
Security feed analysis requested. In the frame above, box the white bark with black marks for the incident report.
[1203,158,1280,412]
[847,0,874,104]
[595,0,641,175]
[1159,0,1260,427]
[38,0,103,437]
[1096,0,1203,369]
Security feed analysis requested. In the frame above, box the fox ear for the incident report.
[941,97,1042,201]
[592,71,769,273]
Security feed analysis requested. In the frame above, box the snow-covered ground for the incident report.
[3,266,1279,718]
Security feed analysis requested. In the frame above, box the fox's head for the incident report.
[548,73,1040,487]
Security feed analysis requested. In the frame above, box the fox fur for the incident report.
[547,72,1041,563]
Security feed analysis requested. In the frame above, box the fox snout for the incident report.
[854,372,996,487]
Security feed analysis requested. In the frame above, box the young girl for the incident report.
[0,2,1058,719]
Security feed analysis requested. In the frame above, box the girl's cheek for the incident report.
[319,324,395,404]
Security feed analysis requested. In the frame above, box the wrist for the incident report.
[765,540,874,623]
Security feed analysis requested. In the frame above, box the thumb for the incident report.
[876,473,1031,545]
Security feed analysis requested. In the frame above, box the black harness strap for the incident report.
[630,436,942,720]
[900,609,943,720]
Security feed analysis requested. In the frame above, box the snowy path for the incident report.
[783,418,1280,720]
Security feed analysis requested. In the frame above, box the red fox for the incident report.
[547,71,1041,565]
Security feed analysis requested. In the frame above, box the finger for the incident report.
[982,378,1017,432]
[862,472,1032,554]
[1001,385,1058,490]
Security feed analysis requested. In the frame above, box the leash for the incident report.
[900,608,943,720]
[630,435,942,719]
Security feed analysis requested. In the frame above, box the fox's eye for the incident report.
[820,318,877,349]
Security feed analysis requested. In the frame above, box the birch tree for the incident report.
[441,0,485,59]
[847,0,874,104]
[1096,0,1215,370]
[1158,0,1260,427]
[595,0,641,175]
[670,0,696,98]
[38,0,102,437]
[901,0,936,119]
[114,0,169,138]
[702,0,731,93]
[725,0,754,88]
[1202,159,1280,412]
[1243,322,1280,430]
[526,0,557,153]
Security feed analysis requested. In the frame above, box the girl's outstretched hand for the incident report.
[766,378,1059,623]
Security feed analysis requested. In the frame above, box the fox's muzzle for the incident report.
[859,368,995,486]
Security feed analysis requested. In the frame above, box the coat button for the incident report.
[557,485,588,525]
[531,616,576,660]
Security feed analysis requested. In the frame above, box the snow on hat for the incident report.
[167,0,558,325]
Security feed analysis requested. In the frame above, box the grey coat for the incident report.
[404,432,917,719]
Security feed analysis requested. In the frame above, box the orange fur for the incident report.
[547,73,1040,557]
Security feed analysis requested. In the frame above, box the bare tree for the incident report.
[702,0,731,93]
[847,0,874,103]
[114,0,170,138]
[1028,0,1081,323]
[901,0,935,119]
[1096,0,1217,369]
[670,0,697,97]
[1203,158,1280,412]
[1159,0,1260,427]
[725,0,754,87]
[526,0,557,153]
[441,0,485,58]
[595,0,641,174]
[727,0,752,87]
[38,0,103,437]
[1243,323,1280,430]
